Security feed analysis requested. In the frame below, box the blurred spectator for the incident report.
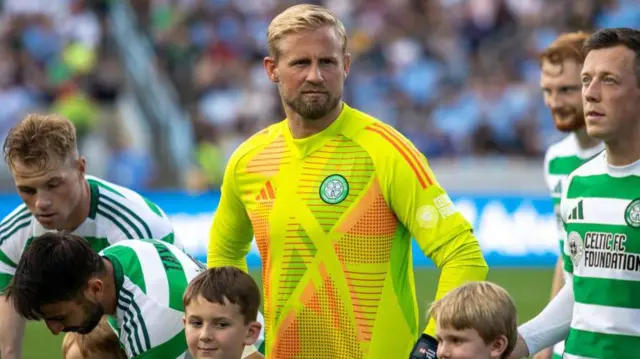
[2,0,639,190]
[130,0,639,178]
[105,117,155,191]
[0,0,127,186]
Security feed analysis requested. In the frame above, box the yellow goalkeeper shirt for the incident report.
[208,103,488,359]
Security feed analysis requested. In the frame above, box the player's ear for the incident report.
[343,52,351,78]
[264,56,279,83]
[86,277,103,299]
[489,334,508,358]
[75,157,86,175]
[243,321,262,346]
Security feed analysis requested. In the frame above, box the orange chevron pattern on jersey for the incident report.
[219,104,463,358]
[365,122,434,188]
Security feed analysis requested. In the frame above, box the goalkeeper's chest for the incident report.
[237,149,392,233]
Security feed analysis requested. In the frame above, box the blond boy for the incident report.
[183,267,263,359]
[62,317,126,359]
[429,282,517,359]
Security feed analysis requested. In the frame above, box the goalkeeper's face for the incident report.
[435,325,508,359]
[540,58,585,132]
[41,296,105,335]
[266,26,351,121]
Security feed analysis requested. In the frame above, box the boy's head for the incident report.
[429,281,517,359]
[183,266,262,359]
[62,317,126,359]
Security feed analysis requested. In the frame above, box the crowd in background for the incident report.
[0,0,147,188]
[125,0,640,187]
[0,0,639,190]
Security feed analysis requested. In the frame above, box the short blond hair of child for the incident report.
[61,317,126,359]
[429,281,517,359]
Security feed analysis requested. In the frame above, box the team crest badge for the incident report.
[625,198,640,228]
[319,174,349,204]
[567,231,584,268]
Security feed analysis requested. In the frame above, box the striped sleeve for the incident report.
[363,122,488,335]
[96,190,175,244]
[103,240,202,358]
[364,122,475,256]
[0,205,33,292]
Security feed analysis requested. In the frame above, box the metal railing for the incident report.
[109,1,194,188]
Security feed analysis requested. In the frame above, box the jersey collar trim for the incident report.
[104,254,124,304]
[88,180,99,220]
[604,152,640,177]
[283,102,351,158]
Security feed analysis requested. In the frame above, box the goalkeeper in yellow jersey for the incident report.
[208,4,489,359]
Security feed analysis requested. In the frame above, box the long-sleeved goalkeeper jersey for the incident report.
[208,103,488,359]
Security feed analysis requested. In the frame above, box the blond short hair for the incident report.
[266,4,347,60]
[62,318,126,359]
[429,281,517,359]
[3,113,78,171]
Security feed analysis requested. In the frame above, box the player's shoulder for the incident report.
[89,176,173,239]
[342,107,435,188]
[344,107,418,158]
[567,150,606,181]
[350,115,427,173]
[562,151,607,199]
[89,175,164,216]
[0,203,33,241]
[101,238,160,257]
[227,121,287,167]
[545,133,579,161]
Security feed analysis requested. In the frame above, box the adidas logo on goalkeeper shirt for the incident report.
[568,200,584,220]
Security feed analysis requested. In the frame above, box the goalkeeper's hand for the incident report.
[409,333,439,359]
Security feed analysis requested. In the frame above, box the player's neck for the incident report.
[62,179,91,231]
[286,102,343,139]
[102,258,118,315]
[605,125,640,166]
[573,126,600,150]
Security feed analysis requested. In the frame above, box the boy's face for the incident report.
[183,296,262,359]
[435,324,507,359]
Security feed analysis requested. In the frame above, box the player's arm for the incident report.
[0,296,25,359]
[0,260,24,359]
[550,257,565,299]
[384,156,488,336]
[530,257,565,359]
[207,150,254,272]
[140,199,183,249]
[509,279,574,358]
[534,152,565,359]
[512,176,576,359]
[371,127,488,335]
[0,220,29,359]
